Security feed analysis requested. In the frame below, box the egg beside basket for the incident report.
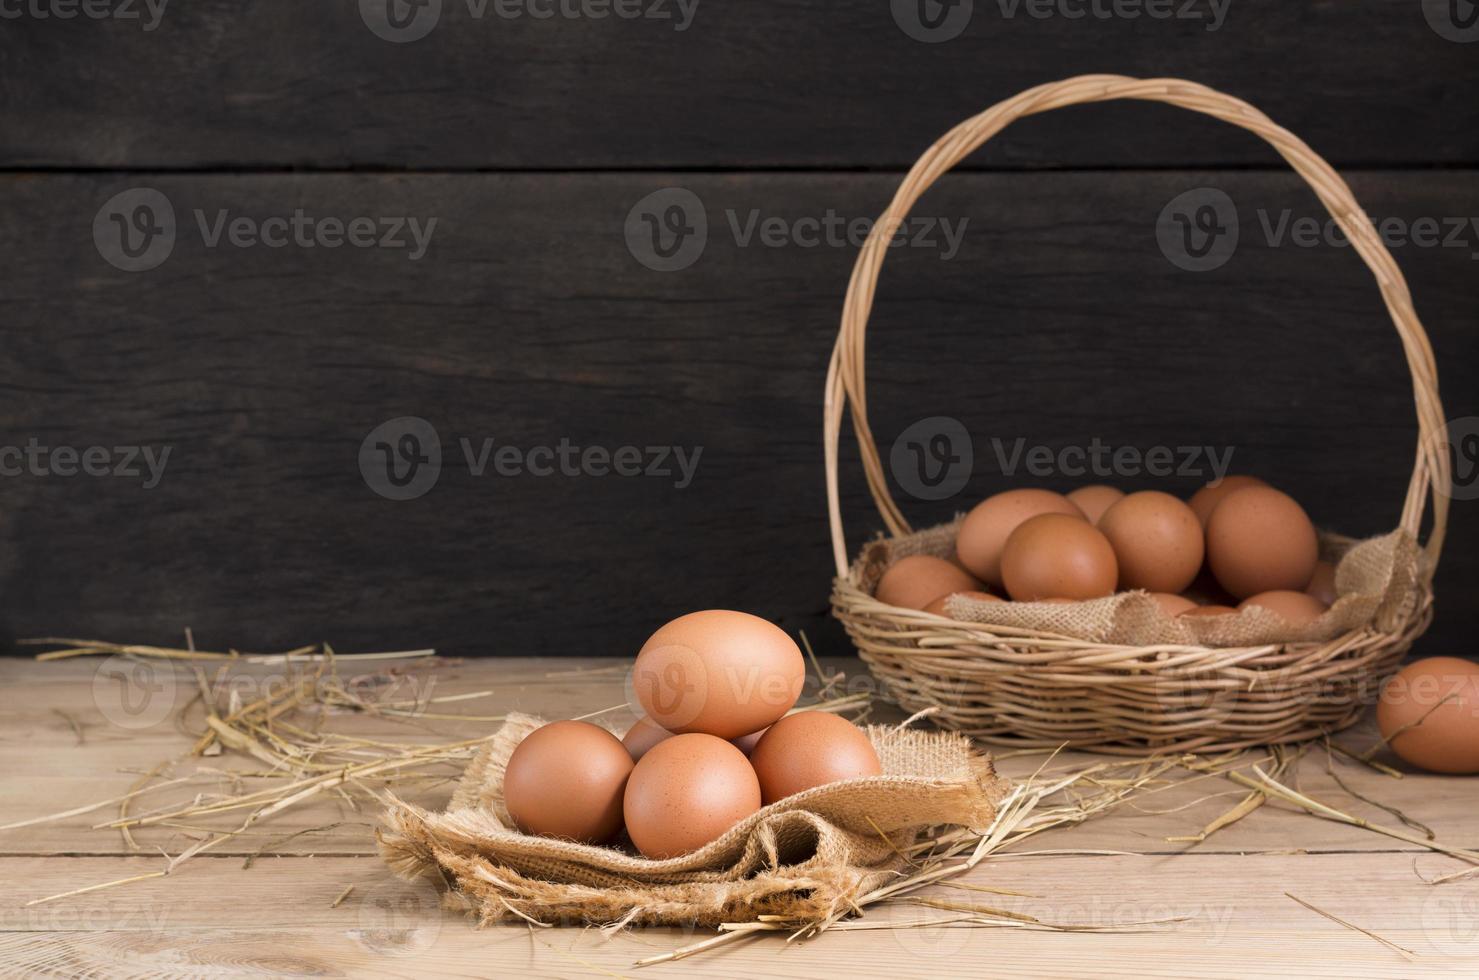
[824,75,1450,754]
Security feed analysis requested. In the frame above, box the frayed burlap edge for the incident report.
[378,713,1009,928]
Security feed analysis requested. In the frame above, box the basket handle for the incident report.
[825,75,1449,582]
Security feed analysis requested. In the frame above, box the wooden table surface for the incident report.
[3,654,1478,978]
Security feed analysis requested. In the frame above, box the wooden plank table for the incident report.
[3,654,1477,978]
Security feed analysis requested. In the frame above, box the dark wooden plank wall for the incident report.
[4,1,1478,169]
[1,2,1475,659]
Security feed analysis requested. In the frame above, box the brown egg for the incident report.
[633,610,804,740]
[956,489,1085,587]
[1205,486,1319,599]
[1066,484,1125,525]
[1150,592,1198,617]
[623,733,762,858]
[621,715,674,762]
[1376,658,1479,774]
[749,712,882,805]
[1188,475,1268,527]
[923,590,1002,616]
[1098,491,1204,594]
[875,555,982,611]
[1180,604,1238,617]
[1306,560,1338,606]
[730,727,768,756]
[1000,513,1118,602]
[1038,597,1079,605]
[504,721,633,844]
[1238,590,1328,626]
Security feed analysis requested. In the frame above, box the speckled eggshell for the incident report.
[956,489,1085,587]
[1377,658,1479,774]
[875,555,983,611]
[1187,475,1268,527]
[1098,491,1205,594]
[1205,486,1319,599]
[748,711,882,805]
[503,720,634,844]
[632,610,805,740]
[622,733,762,858]
[1000,513,1118,602]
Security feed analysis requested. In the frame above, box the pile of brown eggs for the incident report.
[878,476,1335,625]
[503,610,881,858]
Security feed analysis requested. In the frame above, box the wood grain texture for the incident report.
[0,170,1474,658]
[2,2,1477,169]
[2,658,1476,857]
[4,852,1477,977]
[3,657,1479,978]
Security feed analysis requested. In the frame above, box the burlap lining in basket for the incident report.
[378,713,1009,927]
[859,521,1423,648]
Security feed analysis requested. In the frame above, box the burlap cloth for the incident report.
[378,713,1009,927]
[859,520,1424,647]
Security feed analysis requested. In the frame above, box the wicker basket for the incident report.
[824,75,1451,754]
